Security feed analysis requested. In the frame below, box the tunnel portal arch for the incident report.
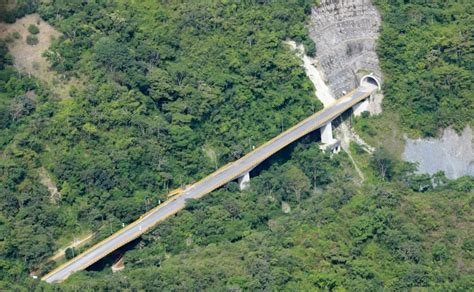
[360,74,381,90]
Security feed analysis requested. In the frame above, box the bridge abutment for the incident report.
[353,73,381,116]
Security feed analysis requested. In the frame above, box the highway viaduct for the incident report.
[42,76,380,283]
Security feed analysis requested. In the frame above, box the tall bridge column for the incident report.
[353,98,370,116]
[321,122,334,144]
[320,122,341,153]
[238,172,250,190]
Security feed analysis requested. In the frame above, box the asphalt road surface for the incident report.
[42,84,377,283]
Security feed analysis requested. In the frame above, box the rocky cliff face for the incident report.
[403,127,474,179]
[309,0,382,98]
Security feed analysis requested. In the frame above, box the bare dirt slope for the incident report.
[38,167,61,203]
[0,13,82,97]
[0,14,60,80]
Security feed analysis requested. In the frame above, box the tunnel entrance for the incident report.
[360,74,381,90]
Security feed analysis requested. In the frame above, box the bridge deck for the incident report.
[42,84,377,283]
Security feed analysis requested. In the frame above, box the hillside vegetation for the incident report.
[0,0,472,290]
[375,0,473,136]
[56,141,473,291]
[1,0,319,286]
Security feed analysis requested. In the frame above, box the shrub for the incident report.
[432,241,449,262]
[370,148,395,181]
[12,31,21,39]
[28,24,40,35]
[26,35,38,45]
[4,35,14,43]
[10,95,36,121]
[64,248,75,260]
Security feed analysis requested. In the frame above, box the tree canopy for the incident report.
[0,0,472,290]
[375,0,473,136]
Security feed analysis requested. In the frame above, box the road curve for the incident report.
[42,84,377,283]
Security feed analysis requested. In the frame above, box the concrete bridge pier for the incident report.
[238,172,250,190]
[353,98,370,116]
[320,122,341,153]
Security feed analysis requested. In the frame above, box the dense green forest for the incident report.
[0,0,37,23]
[1,0,320,287]
[48,144,474,290]
[0,0,472,290]
[375,0,473,136]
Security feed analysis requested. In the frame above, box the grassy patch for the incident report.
[353,111,405,158]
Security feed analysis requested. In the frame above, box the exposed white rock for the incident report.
[307,1,471,179]
[285,40,336,108]
[403,127,474,179]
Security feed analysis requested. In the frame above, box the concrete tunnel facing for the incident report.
[360,74,381,90]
